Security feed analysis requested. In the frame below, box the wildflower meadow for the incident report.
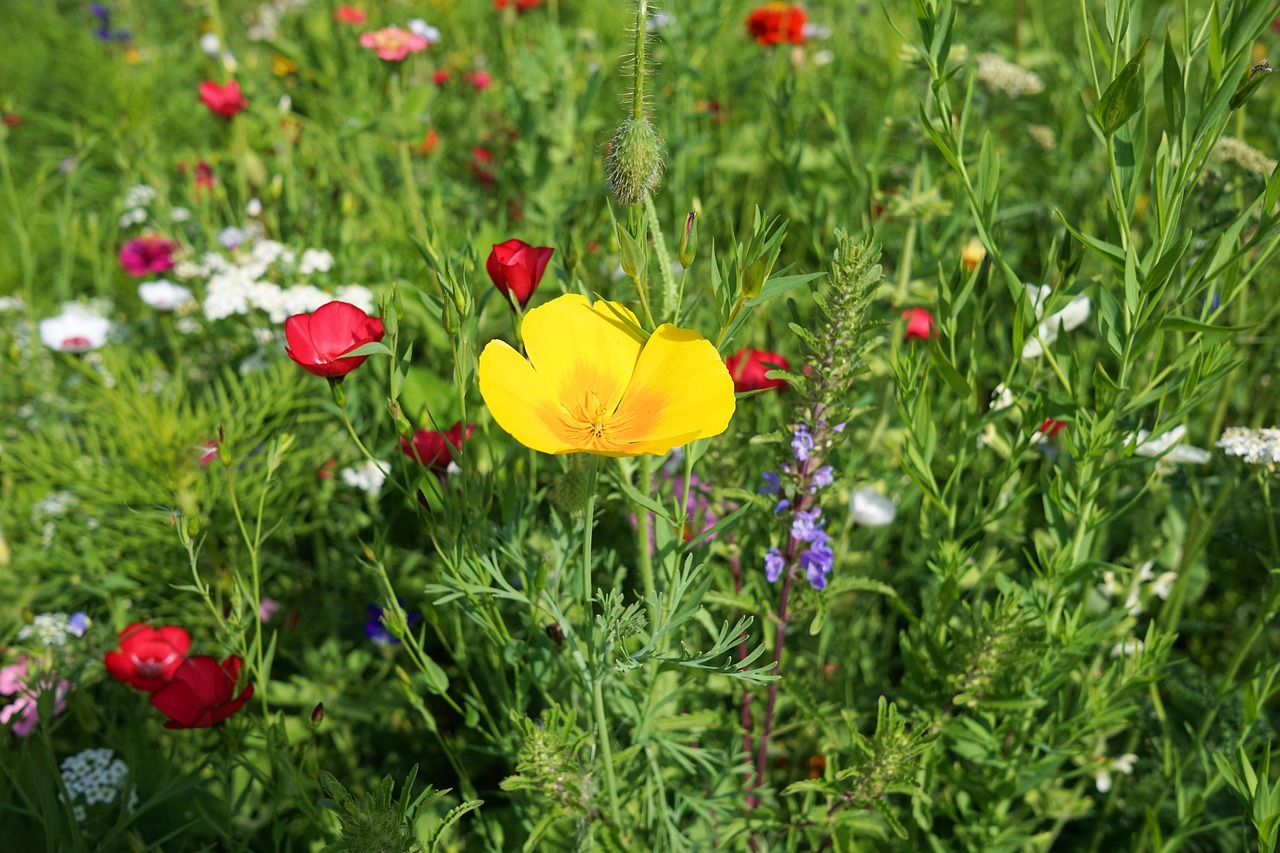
[5,0,1280,849]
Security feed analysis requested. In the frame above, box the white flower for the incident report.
[813,49,835,66]
[989,383,1015,411]
[39,310,110,353]
[118,208,147,228]
[16,612,87,647]
[1130,425,1211,464]
[199,32,221,57]
[975,53,1044,97]
[1151,571,1177,600]
[60,748,130,819]
[801,23,831,39]
[170,206,191,223]
[298,248,334,275]
[122,185,157,209]
[1217,426,1280,466]
[1021,293,1091,358]
[0,295,24,312]
[138,280,195,312]
[1109,638,1144,658]
[850,487,896,526]
[334,285,376,315]
[1096,753,1137,793]
[408,19,441,44]
[246,198,263,217]
[341,460,389,495]
[218,227,250,250]
[252,239,291,267]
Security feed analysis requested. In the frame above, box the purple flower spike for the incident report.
[810,465,834,491]
[791,425,814,462]
[765,548,786,583]
[791,508,825,543]
[800,541,835,590]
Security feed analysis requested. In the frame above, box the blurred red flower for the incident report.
[726,347,790,392]
[284,301,384,378]
[334,5,366,24]
[415,128,440,156]
[149,655,253,729]
[746,4,807,46]
[432,69,452,86]
[902,307,935,341]
[1038,418,1067,438]
[495,0,543,10]
[104,624,191,692]
[198,80,247,118]
[119,236,176,276]
[467,70,493,91]
[470,146,495,185]
[486,238,554,309]
[399,422,474,469]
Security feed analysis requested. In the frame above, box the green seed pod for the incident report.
[742,258,770,300]
[606,116,664,207]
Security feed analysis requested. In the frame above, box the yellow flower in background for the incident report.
[272,54,298,77]
[479,294,735,456]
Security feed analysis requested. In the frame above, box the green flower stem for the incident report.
[636,455,657,606]
[222,452,270,712]
[631,0,648,123]
[578,455,621,824]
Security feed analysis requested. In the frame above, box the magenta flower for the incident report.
[0,656,71,737]
[120,236,176,277]
[359,27,429,61]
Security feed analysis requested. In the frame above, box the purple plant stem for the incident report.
[731,551,755,781]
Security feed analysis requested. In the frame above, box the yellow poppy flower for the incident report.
[479,294,735,457]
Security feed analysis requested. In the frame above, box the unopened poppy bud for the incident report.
[310,702,325,726]
[442,299,460,337]
[678,211,698,268]
[216,425,231,466]
[387,399,414,439]
[742,258,769,299]
[606,116,664,206]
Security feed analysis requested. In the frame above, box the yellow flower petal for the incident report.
[478,340,578,455]
[609,324,736,455]
[522,295,643,417]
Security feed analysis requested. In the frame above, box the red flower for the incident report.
[284,301,385,378]
[1037,418,1067,438]
[149,655,253,729]
[193,160,215,195]
[399,422,474,469]
[432,69,452,86]
[2,113,20,128]
[415,127,440,156]
[726,347,790,393]
[119,236,176,276]
[198,80,247,118]
[470,146,495,185]
[746,4,807,46]
[467,70,493,91]
[486,239,554,309]
[334,5,366,24]
[104,624,191,692]
[495,0,543,10]
[902,307,935,341]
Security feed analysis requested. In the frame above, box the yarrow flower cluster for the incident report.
[974,53,1044,97]
[59,748,133,822]
[1217,426,1280,467]
[16,612,91,647]
[1210,136,1278,176]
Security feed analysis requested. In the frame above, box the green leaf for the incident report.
[1160,315,1254,334]
[1096,40,1149,135]
[339,341,393,359]
[928,336,973,404]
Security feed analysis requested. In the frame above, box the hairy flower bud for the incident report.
[606,117,664,206]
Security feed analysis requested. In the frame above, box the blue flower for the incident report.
[790,507,825,543]
[759,471,781,495]
[765,548,786,583]
[67,612,91,638]
[364,602,422,646]
[810,465,834,491]
[799,541,835,590]
[791,425,814,462]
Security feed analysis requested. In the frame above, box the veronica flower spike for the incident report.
[479,294,735,456]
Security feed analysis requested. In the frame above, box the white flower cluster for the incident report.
[975,53,1044,97]
[119,184,156,228]
[247,0,308,41]
[1217,426,1280,466]
[1100,560,1177,617]
[60,748,131,822]
[408,19,441,44]
[174,231,374,324]
[1211,136,1277,176]
[16,612,90,647]
[341,460,390,496]
[0,295,24,312]
[33,490,78,520]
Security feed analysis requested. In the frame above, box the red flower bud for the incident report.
[485,239,554,309]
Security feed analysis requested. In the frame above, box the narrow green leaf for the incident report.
[1096,40,1149,135]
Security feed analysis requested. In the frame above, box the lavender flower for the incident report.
[765,548,785,583]
[799,541,835,590]
[791,508,825,543]
[791,425,814,462]
[759,471,781,495]
[810,465,834,491]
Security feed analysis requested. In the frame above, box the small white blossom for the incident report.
[646,11,674,31]
[1217,426,1280,466]
[1151,571,1177,600]
[139,280,195,312]
[0,295,25,312]
[1130,425,1211,464]
[1109,638,1144,658]
[341,460,389,495]
[199,32,221,57]
[59,748,131,820]
[170,206,192,223]
[246,197,263,217]
[39,310,110,353]
[975,53,1044,97]
[850,487,896,526]
[298,248,334,275]
[1022,294,1091,358]
[218,227,250,250]
[122,185,157,209]
[1095,753,1137,793]
[118,208,147,228]
[16,612,90,647]
[408,19,441,44]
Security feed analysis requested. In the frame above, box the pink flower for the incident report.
[467,70,493,91]
[359,27,429,61]
[0,656,70,738]
[120,236,176,276]
[334,5,367,24]
[198,80,247,118]
[902,307,935,341]
[432,69,452,85]
[258,599,280,623]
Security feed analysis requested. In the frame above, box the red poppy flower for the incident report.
[149,655,253,729]
[486,239,554,309]
[1037,418,1067,438]
[495,0,542,10]
[104,623,191,692]
[466,70,493,91]
[432,69,452,86]
[746,4,807,46]
[198,80,247,118]
[726,347,790,392]
[284,301,385,378]
[902,307,935,341]
[399,422,474,469]
[119,236,177,276]
[334,5,366,24]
